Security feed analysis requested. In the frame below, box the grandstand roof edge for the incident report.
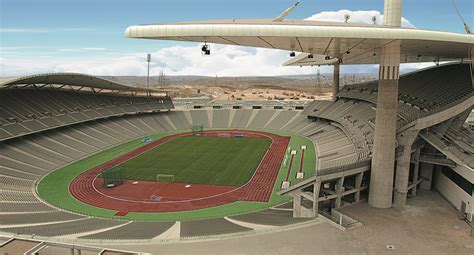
[125,19,474,65]
[0,73,166,93]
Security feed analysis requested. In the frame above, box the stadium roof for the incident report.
[125,19,474,65]
[0,73,155,92]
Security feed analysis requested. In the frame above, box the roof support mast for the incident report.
[273,0,303,22]
[368,0,403,209]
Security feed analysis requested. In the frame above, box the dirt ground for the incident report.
[103,190,473,255]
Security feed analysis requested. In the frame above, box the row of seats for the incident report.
[340,64,472,123]
[0,88,173,141]
[308,99,375,163]
[0,107,356,238]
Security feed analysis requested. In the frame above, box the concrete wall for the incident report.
[433,169,473,220]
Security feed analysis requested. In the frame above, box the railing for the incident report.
[316,160,371,177]
[319,209,360,229]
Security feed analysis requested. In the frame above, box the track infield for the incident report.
[38,129,316,221]
[69,130,288,214]
[113,135,272,186]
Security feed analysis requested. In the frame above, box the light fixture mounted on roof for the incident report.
[371,16,377,25]
[308,54,314,59]
[290,51,296,57]
[201,43,211,55]
[344,14,351,23]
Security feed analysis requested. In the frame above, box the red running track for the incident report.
[69,130,289,214]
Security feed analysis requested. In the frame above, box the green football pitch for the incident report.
[112,136,272,186]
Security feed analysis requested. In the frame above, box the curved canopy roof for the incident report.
[125,19,474,65]
[0,73,151,92]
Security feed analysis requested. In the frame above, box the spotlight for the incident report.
[346,51,350,54]
[290,51,296,57]
[308,54,314,59]
[324,56,330,60]
[344,14,351,23]
[201,44,211,55]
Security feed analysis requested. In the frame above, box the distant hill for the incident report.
[101,74,376,89]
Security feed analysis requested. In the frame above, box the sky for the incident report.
[1,0,472,77]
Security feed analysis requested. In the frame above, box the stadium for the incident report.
[0,0,473,254]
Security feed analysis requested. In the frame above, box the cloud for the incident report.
[1,45,324,77]
[305,10,416,28]
[1,10,420,77]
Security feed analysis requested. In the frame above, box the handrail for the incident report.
[316,160,371,177]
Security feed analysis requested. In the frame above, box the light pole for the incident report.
[146,53,151,96]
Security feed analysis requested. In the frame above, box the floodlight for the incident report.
[344,14,351,23]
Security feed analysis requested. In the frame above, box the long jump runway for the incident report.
[69,130,289,215]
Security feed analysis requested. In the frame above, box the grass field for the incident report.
[114,136,272,186]
[38,129,316,221]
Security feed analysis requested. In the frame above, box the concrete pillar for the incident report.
[332,63,340,101]
[368,0,403,209]
[394,130,418,207]
[393,147,411,207]
[292,190,302,218]
[383,0,402,27]
[411,147,421,196]
[420,162,434,190]
[470,48,473,86]
[313,181,321,216]
[354,172,364,202]
[335,177,345,208]
[368,41,401,208]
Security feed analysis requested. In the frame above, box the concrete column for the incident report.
[332,63,340,101]
[411,147,421,196]
[394,130,418,207]
[470,47,473,86]
[292,190,302,218]
[354,172,364,202]
[420,162,434,190]
[368,0,403,209]
[368,40,401,208]
[313,181,321,216]
[335,177,345,208]
[383,0,402,27]
[393,147,412,207]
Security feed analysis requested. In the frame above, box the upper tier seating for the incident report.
[307,99,375,163]
[339,63,472,123]
[0,88,173,141]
